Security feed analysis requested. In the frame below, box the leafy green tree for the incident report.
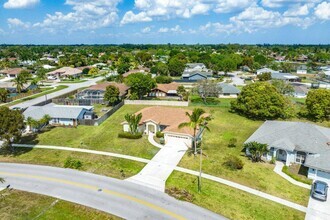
[135,51,152,64]
[82,68,90,75]
[271,80,294,95]
[125,73,156,99]
[244,142,269,162]
[231,82,293,120]
[155,75,172,84]
[104,85,120,106]
[117,63,130,75]
[0,107,24,150]
[88,67,99,76]
[124,113,142,134]
[197,80,222,103]
[217,58,236,75]
[168,57,186,76]
[154,62,169,76]
[177,85,189,101]
[305,89,330,121]
[0,88,8,103]
[257,72,272,81]
[13,74,27,93]
[254,54,267,66]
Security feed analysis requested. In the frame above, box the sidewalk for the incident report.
[274,162,311,189]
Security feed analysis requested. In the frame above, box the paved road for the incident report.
[10,77,103,109]
[0,163,225,220]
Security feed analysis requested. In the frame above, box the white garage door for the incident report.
[316,171,330,184]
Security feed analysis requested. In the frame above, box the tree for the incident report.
[0,107,25,151]
[117,63,130,75]
[13,73,28,93]
[197,80,222,103]
[155,75,172,84]
[254,54,267,66]
[124,113,142,134]
[257,72,272,81]
[231,82,294,120]
[104,85,120,106]
[40,114,51,126]
[125,73,156,99]
[177,85,188,101]
[0,88,8,103]
[168,57,186,76]
[305,89,330,121]
[82,68,90,75]
[271,80,294,95]
[217,58,236,75]
[0,177,4,183]
[135,51,152,64]
[243,142,269,162]
[88,67,99,76]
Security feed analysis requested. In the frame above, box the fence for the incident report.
[52,98,105,106]
[6,89,41,102]
[124,100,189,107]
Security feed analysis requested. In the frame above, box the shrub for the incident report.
[155,75,173,84]
[270,156,276,164]
[64,157,82,169]
[223,156,244,170]
[228,138,237,148]
[156,131,164,138]
[118,132,142,139]
[165,187,194,202]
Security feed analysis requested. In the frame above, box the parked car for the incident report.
[312,181,328,201]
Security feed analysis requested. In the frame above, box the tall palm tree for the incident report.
[178,108,211,155]
[13,74,27,94]
[124,113,142,134]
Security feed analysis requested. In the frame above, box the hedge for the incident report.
[118,132,143,139]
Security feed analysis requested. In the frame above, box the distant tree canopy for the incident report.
[168,54,187,76]
[231,82,294,120]
[117,63,130,75]
[125,73,156,99]
[155,75,172,84]
[305,89,330,121]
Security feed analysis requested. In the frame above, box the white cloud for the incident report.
[158,25,184,33]
[33,0,120,32]
[214,0,255,13]
[314,2,330,20]
[199,22,234,34]
[141,26,151,33]
[283,4,309,16]
[261,0,321,8]
[120,11,152,25]
[7,18,30,29]
[158,27,169,33]
[4,0,39,9]
[191,3,210,15]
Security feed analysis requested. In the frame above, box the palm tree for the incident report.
[124,113,142,134]
[178,108,211,155]
[243,142,269,162]
[40,114,51,126]
[0,177,4,183]
[13,74,27,94]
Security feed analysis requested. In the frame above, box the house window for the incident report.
[296,151,306,164]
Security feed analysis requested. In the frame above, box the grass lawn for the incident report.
[0,190,119,220]
[93,103,112,117]
[58,79,88,84]
[166,172,305,220]
[283,164,313,185]
[179,106,310,205]
[0,148,144,179]
[20,105,159,159]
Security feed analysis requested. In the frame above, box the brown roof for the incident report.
[76,66,93,71]
[88,82,129,96]
[152,82,179,93]
[123,68,150,77]
[47,67,82,76]
[133,106,196,136]
[0,68,23,75]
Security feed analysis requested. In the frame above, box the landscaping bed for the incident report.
[282,164,313,185]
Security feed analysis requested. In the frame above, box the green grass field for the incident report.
[0,190,119,220]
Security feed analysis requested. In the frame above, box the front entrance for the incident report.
[276,149,287,162]
[147,124,156,134]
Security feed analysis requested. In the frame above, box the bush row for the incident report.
[118,132,143,139]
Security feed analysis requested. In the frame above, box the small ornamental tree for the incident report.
[124,113,142,134]
[125,73,156,99]
[305,89,330,121]
[104,85,120,106]
[0,88,8,103]
[244,142,269,162]
[257,72,272,81]
[88,67,99,76]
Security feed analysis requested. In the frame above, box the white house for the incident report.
[256,68,279,75]
[296,65,307,74]
[245,121,330,182]
[121,106,207,148]
[184,63,208,72]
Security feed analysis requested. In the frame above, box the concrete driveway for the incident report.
[305,185,330,220]
[127,139,188,191]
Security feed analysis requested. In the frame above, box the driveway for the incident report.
[127,139,188,191]
[305,185,330,220]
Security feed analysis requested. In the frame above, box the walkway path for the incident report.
[126,139,188,191]
[148,133,163,148]
[274,162,311,189]
[12,144,307,212]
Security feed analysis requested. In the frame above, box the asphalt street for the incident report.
[0,163,226,220]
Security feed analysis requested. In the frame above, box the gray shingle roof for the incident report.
[271,72,299,80]
[218,83,240,94]
[305,150,330,172]
[245,121,330,154]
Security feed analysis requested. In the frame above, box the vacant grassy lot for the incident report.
[179,106,310,205]
[20,105,159,159]
[166,172,305,220]
[0,148,144,179]
[0,190,119,220]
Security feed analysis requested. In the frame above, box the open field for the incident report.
[166,172,305,220]
[20,105,159,159]
[0,190,119,220]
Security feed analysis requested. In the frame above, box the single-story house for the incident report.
[123,68,150,78]
[47,67,82,79]
[0,68,24,78]
[218,83,240,98]
[0,82,36,93]
[182,71,212,81]
[271,72,300,82]
[245,121,330,182]
[121,106,206,148]
[148,82,179,97]
[23,104,94,129]
[77,82,129,100]
[296,65,307,74]
[256,68,279,75]
[292,83,308,98]
[184,63,208,72]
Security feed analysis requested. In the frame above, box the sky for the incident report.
[0,0,329,44]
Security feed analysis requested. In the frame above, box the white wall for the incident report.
[50,118,74,126]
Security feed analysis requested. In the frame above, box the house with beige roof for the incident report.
[77,82,129,101]
[148,82,179,98]
[47,67,82,79]
[0,68,25,78]
[121,106,204,148]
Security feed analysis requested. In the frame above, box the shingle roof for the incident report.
[271,72,299,80]
[47,67,82,76]
[0,68,24,75]
[23,105,93,120]
[152,82,179,93]
[218,83,240,94]
[245,121,330,154]
[87,82,129,96]
[182,71,212,78]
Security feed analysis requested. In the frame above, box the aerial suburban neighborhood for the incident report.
[0,1,330,220]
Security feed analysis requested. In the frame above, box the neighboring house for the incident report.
[184,63,208,72]
[47,67,82,79]
[148,82,179,97]
[256,68,279,75]
[182,71,212,81]
[217,83,240,98]
[123,68,150,78]
[77,82,129,100]
[241,65,251,72]
[291,83,308,98]
[271,72,300,82]
[23,104,94,129]
[245,121,330,183]
[121,106,206,148]
[0,82,36,93]
[296,65,307,74]
[0,68,24,78]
